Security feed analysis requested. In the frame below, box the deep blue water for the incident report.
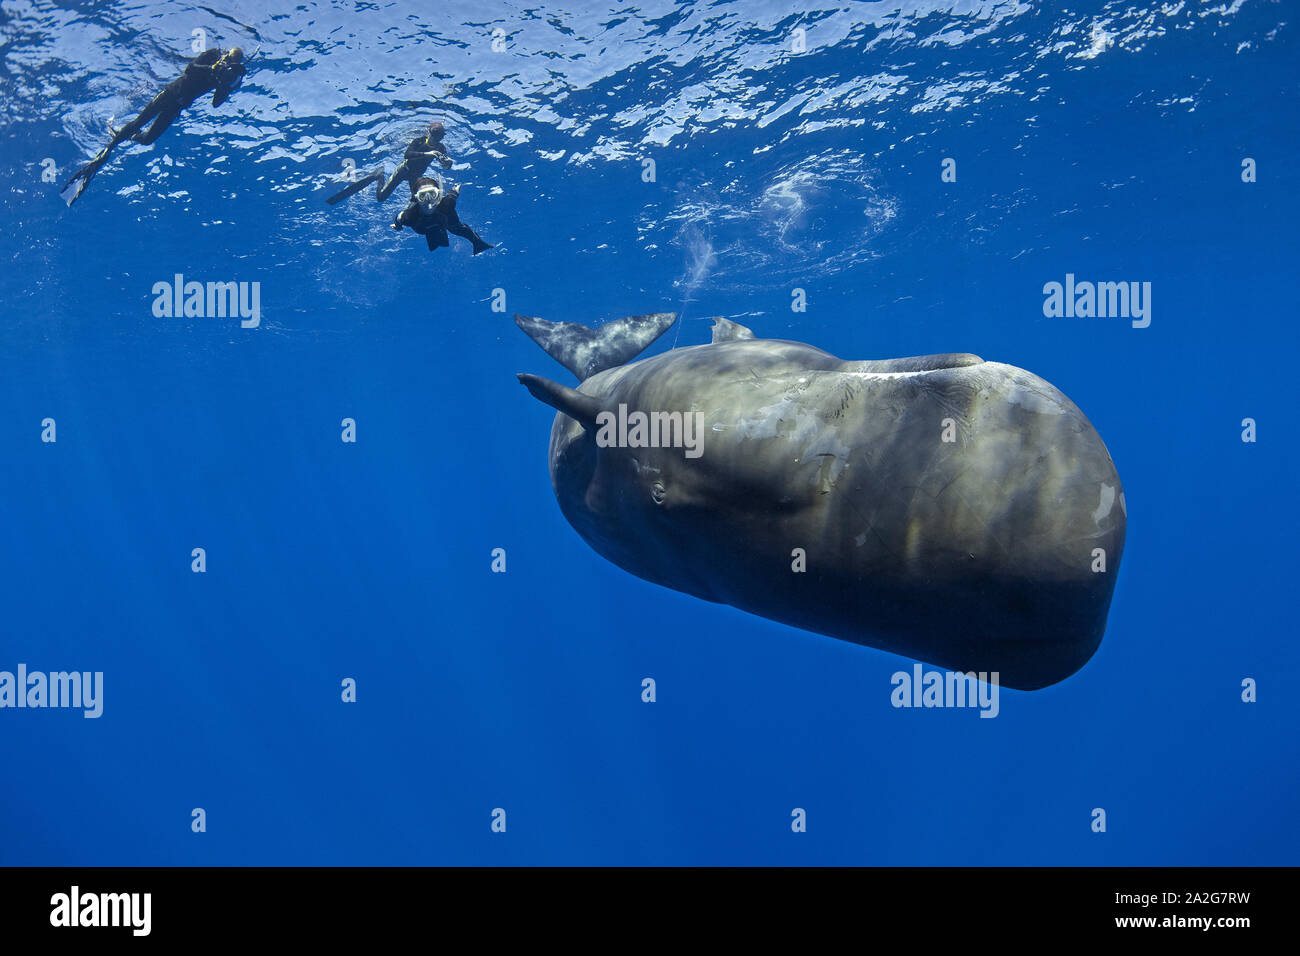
[1,0,1296,865]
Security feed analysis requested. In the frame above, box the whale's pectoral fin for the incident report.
[517,373,603,429]
[710,317,755,343]
[514,312,677,381]
[844,353,984,373]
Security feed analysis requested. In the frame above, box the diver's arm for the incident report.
[411,149,453,169]
[185,51,223,75]
[409,144,453,167]
[211,67,244,107]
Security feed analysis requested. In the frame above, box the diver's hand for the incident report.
[439,156,453,169]
[212,69,243,107]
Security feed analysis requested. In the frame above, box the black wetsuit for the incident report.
[393,190,493,255]
[63,48,245,204]
[327,132,454,205]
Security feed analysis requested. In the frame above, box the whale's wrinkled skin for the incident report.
[516,312,1126,690]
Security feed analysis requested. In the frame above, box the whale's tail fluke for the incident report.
[516,373,602,429]
[514,312,676,381]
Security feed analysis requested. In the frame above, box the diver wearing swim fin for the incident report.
[63,47,246,206]
[327,121,454,205]
[392,177,493,255]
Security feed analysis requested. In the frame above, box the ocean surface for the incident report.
[1,0,1296,865]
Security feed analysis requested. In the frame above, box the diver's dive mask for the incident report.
[415,183,442,212]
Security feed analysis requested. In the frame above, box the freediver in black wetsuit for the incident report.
[326,121,454,205]
[62,47,247,206]
[392,177,493,255]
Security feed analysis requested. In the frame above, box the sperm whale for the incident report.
[516,312,1126,690]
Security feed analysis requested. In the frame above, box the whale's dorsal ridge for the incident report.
[515,312,677,381]
[711,317,756,343]
[842,353,985,373]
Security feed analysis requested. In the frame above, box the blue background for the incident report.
[1,0,1295,864]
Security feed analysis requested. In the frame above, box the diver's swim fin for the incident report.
[325,170,383,205]
[62,178,89,207]
[62,154,108,206]
[514,312,677,381]
[471,240,494,256]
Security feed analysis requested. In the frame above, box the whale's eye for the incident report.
[651,481,666,505]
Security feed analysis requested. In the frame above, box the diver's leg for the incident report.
[61,92,169,202]
[424,225,450,251]
[131,103,181,145]
[116,91,164,142]
[441,198,493,253]
[325,170,384,205]
[446,219,494,255]
[116,87,170,144]
[64,95,155,188]
[375,161,409,201]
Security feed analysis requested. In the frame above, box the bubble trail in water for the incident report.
[671,225,716,349]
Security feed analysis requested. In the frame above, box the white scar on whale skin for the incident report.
[1093,483,1116,525]
[845,369,945,380]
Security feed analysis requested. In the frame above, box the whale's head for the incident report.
[516,367,707,586]
[516,317,848,599]
[516,311,744,591]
